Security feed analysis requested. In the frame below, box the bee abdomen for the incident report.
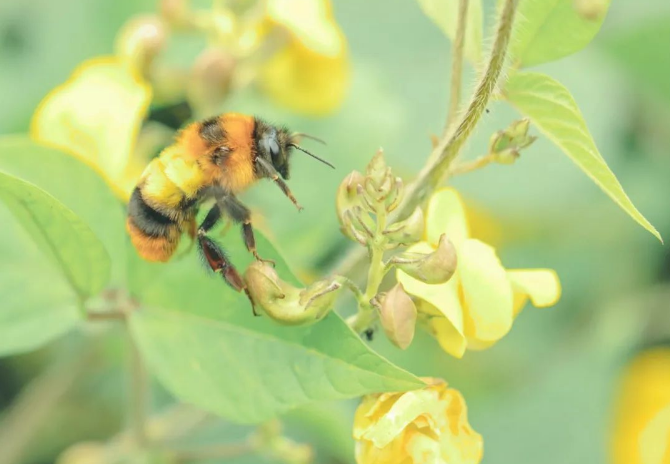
[127,187,182,262]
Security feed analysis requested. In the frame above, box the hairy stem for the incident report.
[444,0,469,133]
[332,0,519,278]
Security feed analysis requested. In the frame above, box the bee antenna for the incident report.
[291,132,327,145]
[288,144,335,169]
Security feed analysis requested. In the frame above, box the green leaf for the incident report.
[415,0,483,63]
[128,234,423,423]
[509,0,612,68]
[0,136,127,285]
[0,171,111,298]
[504,71,661,242]
[0,198,81,356]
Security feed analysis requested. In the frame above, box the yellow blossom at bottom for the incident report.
[611,347,670,464]
[353,378,482,464]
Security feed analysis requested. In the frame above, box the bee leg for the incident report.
[197,206,257,315]
[215,192,276,267]
[255,157,303,211]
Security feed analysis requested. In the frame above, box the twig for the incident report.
[444,0,469,133]
[331,0,519,278]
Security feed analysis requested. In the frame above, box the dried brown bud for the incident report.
[188,48,236,113]
[244,262,341,325]
[393,234,457,284]
[379,283,417,349]
[383,206,424,245]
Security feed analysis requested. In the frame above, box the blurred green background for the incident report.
[1,0,670,463]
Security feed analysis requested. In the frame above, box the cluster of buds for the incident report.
[336,150,423,248]
[488,118,537,165]
[336,151,458,349]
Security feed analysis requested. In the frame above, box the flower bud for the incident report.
[365,149,388,187]
[115,15,167,74]
[489,118,536,160]
[574,0,608,20]
[188,48,236,114]
[383,206,424,245]
[492,147,520,165]
[379,283,417,349]
[393,234,457,284]
[336,170,365,225]
[244,262,341,325]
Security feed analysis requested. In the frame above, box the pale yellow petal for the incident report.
[361,389,442,448]
[612,348,670,464]
[397,242,465,344]
[640,404,670,464]
[440,389,484,464]
[31,57,151,198]
[266,0,342,56]
[423,304,467,359]
[426,188,470,248]
[459,239,513,343]
[260,37,349,115]
[508,269,561,316]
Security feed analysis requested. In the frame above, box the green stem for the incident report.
[331,0,519,278]
[444,0,469,133]
[449,153,495,175]
[127,324,149,447]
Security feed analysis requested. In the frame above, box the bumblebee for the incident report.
[126,113,333,300]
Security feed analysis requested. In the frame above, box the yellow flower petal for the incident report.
[425,309,467,359]
[31,57,151,199]
[426,188,470,248]
[397,243,465,336]
[260,37,349,115]
[361,389,443,448]
[439,389,484,464]
[611,348,670,464]
[640,404,670,464]
[266,0,342,57]
[458,239,513,343]
[507,269,561,316]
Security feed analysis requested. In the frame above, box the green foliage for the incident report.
[0,136,421,424]
[600,15,670,103]
[508,0,613,67]
[0,136,127,284]
[0,171,110,298]
[504,71,662,242]
[128,236,422,423]
[415,0,483,63]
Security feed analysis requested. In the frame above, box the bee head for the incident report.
[257,124,293,180]
[256,120,334,181]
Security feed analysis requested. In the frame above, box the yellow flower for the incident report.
[397,188,561,358]
[611,347,670,464]
[30,57,151,200]
[353,378,482,464]
[260,0,349,115]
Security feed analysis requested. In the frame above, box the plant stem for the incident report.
[331,0,519,278]
[449,153,495,175]
[127,323,149,447]
[444,0,469,133]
